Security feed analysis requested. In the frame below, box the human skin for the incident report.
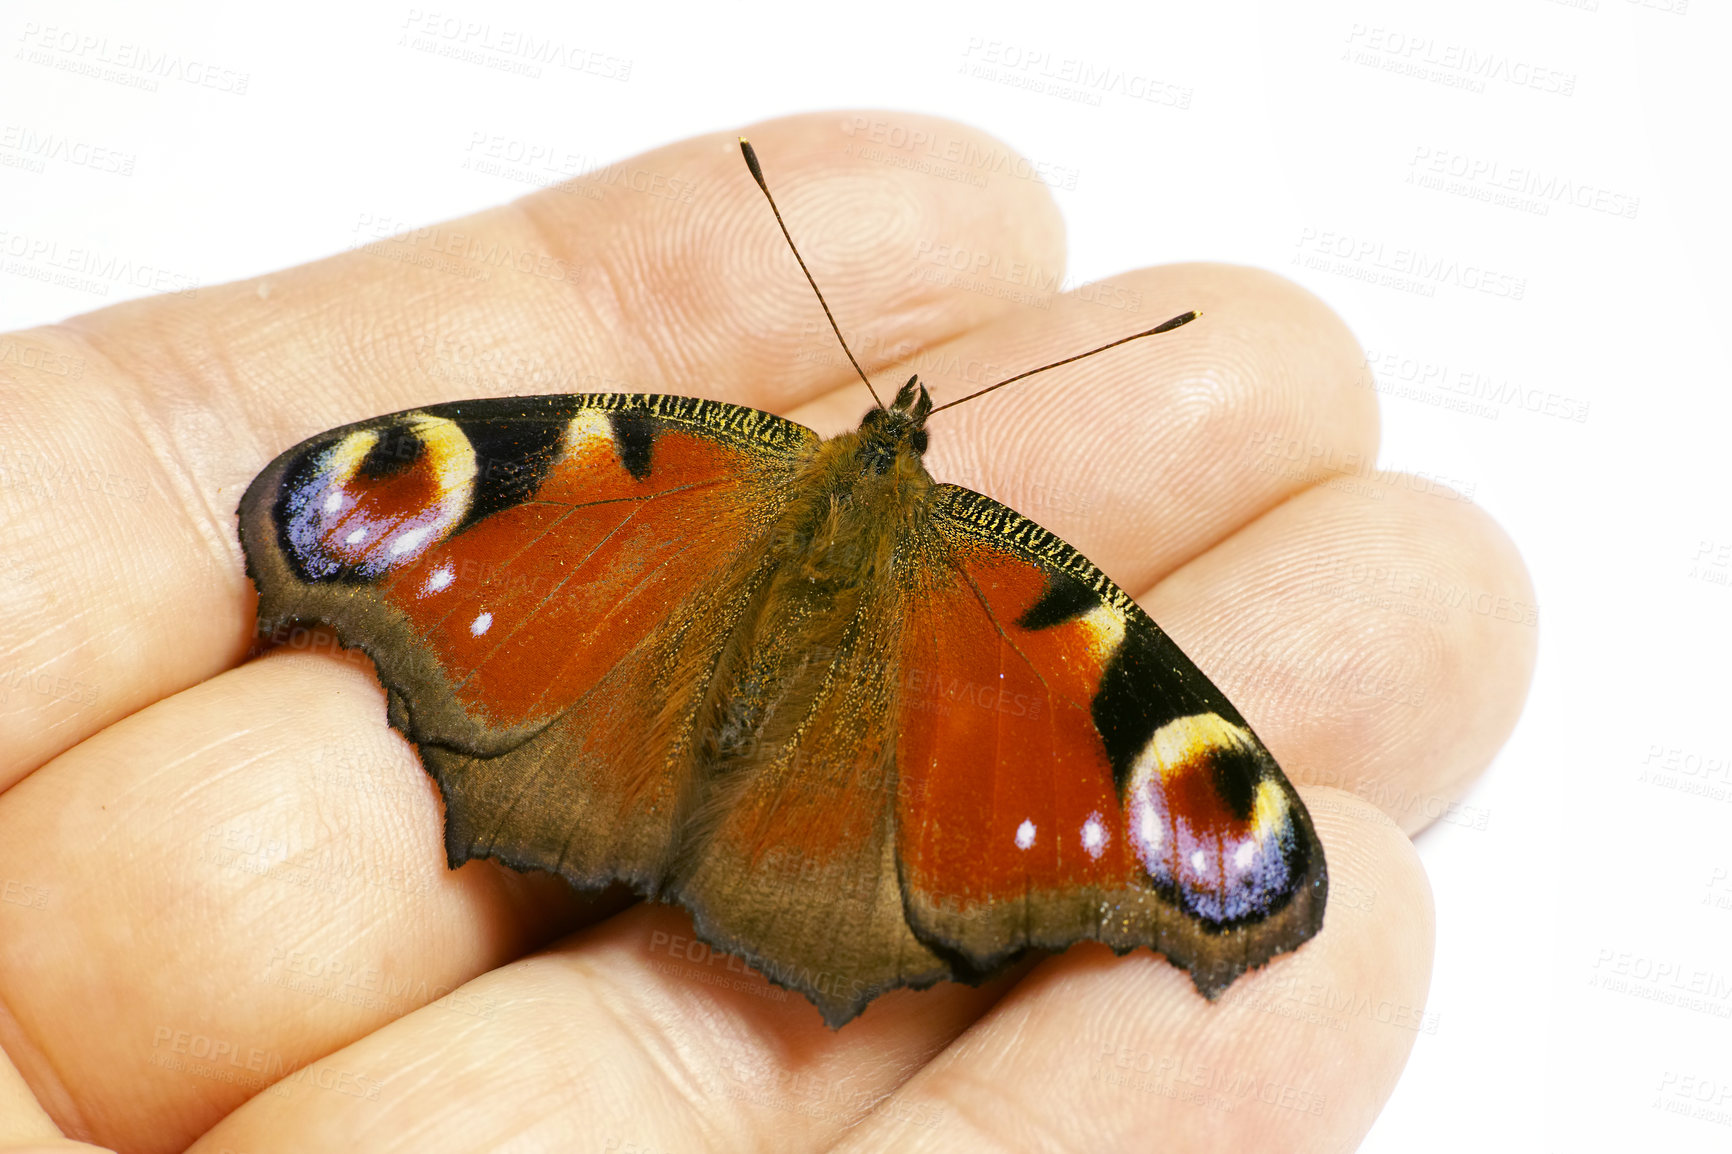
[0,112,1534,1153]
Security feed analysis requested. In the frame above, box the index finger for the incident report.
[0,112,1065,786]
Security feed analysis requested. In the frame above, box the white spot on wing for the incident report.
[389,526,432,555]
[1190,849,1207,873]
[323,491,343,514]
[1233,842,1256,871]
[470,611,493,636]
[344,528,366,545]
[1138,805,1162,851]
[423,564,454,594]
[1015,819,1036,850]
[1081,813,1107,858]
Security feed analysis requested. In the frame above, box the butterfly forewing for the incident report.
[239,394,818,883]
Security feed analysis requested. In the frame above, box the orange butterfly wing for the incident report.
[240,395,818,885]
[896,487,1327,997]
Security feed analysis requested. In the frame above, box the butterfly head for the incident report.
[856,374,932,474]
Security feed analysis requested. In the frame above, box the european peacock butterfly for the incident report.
[237,140,1327,1027]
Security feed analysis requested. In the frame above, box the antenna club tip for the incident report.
[738,137,767,188]
[1148,309,1201,335]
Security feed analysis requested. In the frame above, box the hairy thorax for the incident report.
[698,411,937,772]
[770,427,935,587]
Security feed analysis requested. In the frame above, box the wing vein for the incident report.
[449,500,650,691]
[405,479,732,641]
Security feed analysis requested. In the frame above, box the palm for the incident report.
[0,113,1532,1154]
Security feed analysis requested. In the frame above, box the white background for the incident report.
[4,1,1729,1150]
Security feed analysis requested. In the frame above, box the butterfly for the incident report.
[237,140,1327,1027]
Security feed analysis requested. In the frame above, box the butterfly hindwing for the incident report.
[239,393,819,884]
[895,485,1327,997]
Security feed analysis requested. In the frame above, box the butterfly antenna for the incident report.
[927,310,1202,415]
[739,138,884,408]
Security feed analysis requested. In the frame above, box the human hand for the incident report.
[0,112,1533,1153]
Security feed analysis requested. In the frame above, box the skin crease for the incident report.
[0,113,1535,1153]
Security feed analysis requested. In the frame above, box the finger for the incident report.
[827,791,1432,1153]
[182,792,1425,1154]
[1,1013,113,1153]
[789,261,1380,594]
[0,111,1064,786]
[1142,476,1537,832]
[0,1044,64,1147]
[186,904,1021,1154]
[0,653,602,1151]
